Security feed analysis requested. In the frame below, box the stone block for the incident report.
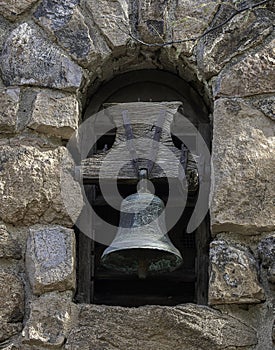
[34,0,111,67]
[26,225,75,295]
[258,234,275,284]
[28,90,79,139]
[0,0,38,21]
[251,95,275,121]
[0,224,21,259]
[209,239,265,305]
[198,9,274,78]
[172,0,218,56]
[211,98,275,234]
[22,292,76,348]
[0,145,83,226]
[0,272,24,341]
[137,0,169,45]
[65,303,257,349]
[0,23,83,91]
[214,38,275,97]
[0,87,20,133]
[84,0,129,50]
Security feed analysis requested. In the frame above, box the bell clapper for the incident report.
[138,168,149,193]
[138,256,149,279]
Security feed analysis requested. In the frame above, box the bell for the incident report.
[101,188,183,279]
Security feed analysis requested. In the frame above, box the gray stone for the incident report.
[0,87,20,133]
[137,0,169,45]
[26,225,75,295]
[28,90,79,139]
[172,0,219,56]
[251,96,275,121]
[0,23,83,91]
[214,38,275,97]
[22,292,77,348]
[198,9,274,78]
[258,234,275,284]
[0,272,24,341]
[34,1,110,66]
[65,303,257,350]
[0,145,82,226]
[211,98,275,234]
[84,0,129,50]
[209,239,265,305]
[0,224,21,259]
[0,0,38,21]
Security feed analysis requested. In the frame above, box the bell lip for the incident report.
[101,246,183,270]
[102,244,182,260]
[100,246,183,274]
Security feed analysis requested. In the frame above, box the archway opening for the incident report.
[76,69,211,306]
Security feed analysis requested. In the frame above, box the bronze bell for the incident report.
[100,180,183,279]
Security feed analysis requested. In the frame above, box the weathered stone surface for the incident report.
[26,225,75,295]
[211,98,275,234]
[209,240,265,305]
[0,145,82,226]
[198,9,274,78]
[84,0,129,50]
[0,341,20,350]
[0,87,20,133]
[172,0,219,56]
[0,224,21,259]
[0,0,38,21]
[34,0,110,66]
[22,292,76,347]
[258,234,275,284]
[28,90,79,139]
[251,95,275,121]
[0,23,83,91]
[65,303,257,350]
[214,38,275,97]
[137,0,169,45]
[0,272,24,341]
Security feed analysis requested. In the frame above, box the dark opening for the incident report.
[75,70,211,306]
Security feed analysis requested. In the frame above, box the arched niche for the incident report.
[76,69,211,306]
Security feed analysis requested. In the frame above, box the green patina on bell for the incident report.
[101,176,183,278]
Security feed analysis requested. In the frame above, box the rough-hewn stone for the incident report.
[198,9,274,78]
[0,87,20,133]
[209,239,265,305]
[27,90,79,139]
[211,98,275,234]
[172,0,219,56]
[34,0,110,66]
[0,23,83,91]
[84,0,129,50]
[0,272,24,341]
[0,224,21,259]
[26,225,75,295]
[0,145,82,226]
[258,234,275,284]
[22,292,76,348]
[251,95,275,121]
[65,303,257,350]
[214,38,275,97]
[137,0,169,45]
[0,0,38,21]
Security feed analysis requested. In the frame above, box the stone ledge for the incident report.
[65,303,257,350]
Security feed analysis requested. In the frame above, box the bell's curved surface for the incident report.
[101,192,183,278]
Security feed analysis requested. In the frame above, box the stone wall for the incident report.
[0,0,274,349]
